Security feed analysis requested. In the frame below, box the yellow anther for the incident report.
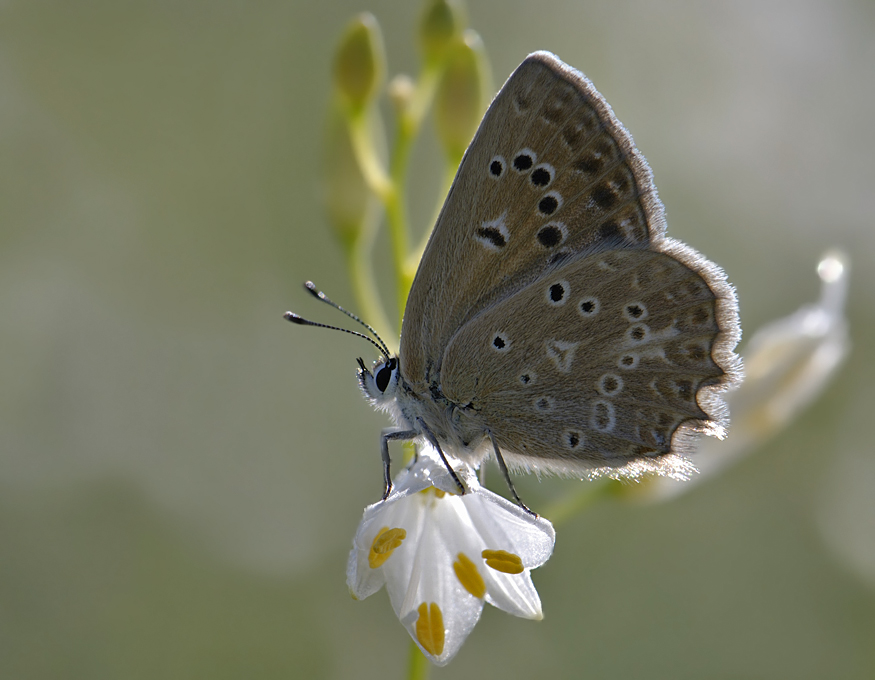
[482,549,524,574]
[453,552,486,598]
[415,602,445,656]
[368,527,406,568]
[418,487,447,498]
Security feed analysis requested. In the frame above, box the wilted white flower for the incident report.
[347,446,555,665]
[646,250,850,500]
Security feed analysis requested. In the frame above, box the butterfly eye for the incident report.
[375,361,395,392]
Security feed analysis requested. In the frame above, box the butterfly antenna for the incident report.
[302,281,392,358]
[283,312,388,357]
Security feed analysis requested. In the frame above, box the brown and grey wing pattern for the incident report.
[441,248,738,477]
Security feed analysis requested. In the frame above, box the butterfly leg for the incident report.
[381,429,418,500]
[488,431,537,517]
[416,418,466,495]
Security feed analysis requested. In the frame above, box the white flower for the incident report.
[347,445,555,666]
[645,250,850,501]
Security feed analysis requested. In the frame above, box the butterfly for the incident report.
[290,51,741,508]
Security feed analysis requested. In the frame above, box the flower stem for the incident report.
[543,480,617,527]
[407,640,431,680]
[347,111,394,203]
[387,64,441,322]
[345,221,395,353]
[405,159,458,274]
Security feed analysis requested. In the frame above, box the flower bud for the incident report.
[435,31,489,162]
[419,0,464,65]
[324,105,371,246]
[333,13,385,113]
[388,74,416,120]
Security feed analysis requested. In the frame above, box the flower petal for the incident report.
[391,496,484,665]
[461,488,554,619]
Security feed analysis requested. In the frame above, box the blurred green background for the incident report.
[2,1,874,678]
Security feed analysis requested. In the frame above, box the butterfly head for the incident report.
[285,281,402,411]
[357,356,400,410]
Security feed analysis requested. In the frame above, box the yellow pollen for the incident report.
[368,526,406,568]
[415,602,445,656]
[482,549,525,574]
[453,552,486,598]
[419,487,447,498]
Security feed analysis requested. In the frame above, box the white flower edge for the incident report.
[347,446,556,666]
[645,250,850,501]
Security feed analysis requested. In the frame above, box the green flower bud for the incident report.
[333,13,385,113]
[325,105,371,247]
[419,0,464,65]
[435,31,490,162]
[388,74,416,120]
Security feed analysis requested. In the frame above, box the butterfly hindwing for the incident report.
[441,248,734,476]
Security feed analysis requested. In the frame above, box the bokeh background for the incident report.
[2,1,874,678]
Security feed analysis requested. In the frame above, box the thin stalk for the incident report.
[406,640,430,680]
[347,111,395,203]
[345,205,395,352]
[406,155,460,275]
[542,480,616,527]
[387,65,442,318]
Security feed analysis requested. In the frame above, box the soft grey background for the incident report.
[2,1,874,678]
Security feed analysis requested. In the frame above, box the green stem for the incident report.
[345,210,395,352]
[406,64,442,133]
[406,156,460,274]
[348,112,394,203]
[387,64,442,324]
[541,480,617,527]
[384,145,411,320]
[407,640,431,680]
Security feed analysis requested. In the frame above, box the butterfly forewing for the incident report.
[401,52,664,392]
